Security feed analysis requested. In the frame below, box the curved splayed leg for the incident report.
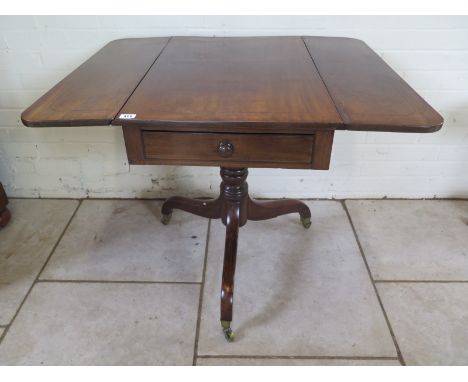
[247,197,312,229]
[220,205,240,342]
[161,195,222,224]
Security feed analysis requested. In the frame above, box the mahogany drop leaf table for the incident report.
[22,36,443,342]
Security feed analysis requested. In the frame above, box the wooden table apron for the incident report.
[21,36,443,342]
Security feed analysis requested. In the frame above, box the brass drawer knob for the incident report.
[218,141,234,158]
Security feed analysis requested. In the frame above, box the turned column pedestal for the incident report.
[161,167,311,341]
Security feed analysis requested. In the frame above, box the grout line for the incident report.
[192,219,211,366]
[196,355,399,361]
[375,280,468,284]
[36,279,202,285]
[341,200,406,366]
[9,197,168,201]
[9,197,84,201]
[0,199,83,345]
[9,197,204,202]
[8,197,468,202]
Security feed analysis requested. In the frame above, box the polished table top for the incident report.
[21,36,443,134]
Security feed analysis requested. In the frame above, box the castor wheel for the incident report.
[301,216,311,229]
[221,321,234,342]
[161,212,172,225]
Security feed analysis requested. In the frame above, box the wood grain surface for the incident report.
[21,37,169,127]
[303,36,443,132]
[113,36,342,132]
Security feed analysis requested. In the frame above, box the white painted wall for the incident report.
[0,16,467,199]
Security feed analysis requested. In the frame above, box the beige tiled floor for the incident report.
[0,198,467,365]
[0,282,200,365]
[197,202,395,357]
[41,200,208,282]
[196,358,401,366]
[345,200,468,281]
[0,199,78,324]
[377,283,468,366]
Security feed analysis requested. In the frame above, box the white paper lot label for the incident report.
[119,113,136,119]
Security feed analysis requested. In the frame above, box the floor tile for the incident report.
[196,358,400,366]
[378,282,468,365]
[197,201,395,357]
[41,200,207,282]
[0,199,78,325]
[345,200,468,280]
[0,282,200,365]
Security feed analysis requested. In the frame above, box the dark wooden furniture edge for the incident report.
[0,182,11,228]
[112,119,342,133]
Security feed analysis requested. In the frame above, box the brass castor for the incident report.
[161,212,172,225]
[301,216,311,229]
[221,321,234,342]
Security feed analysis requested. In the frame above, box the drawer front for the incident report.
[143,131,313,168]
[122,128,333,169]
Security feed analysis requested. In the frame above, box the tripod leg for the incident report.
[220,205,240,342]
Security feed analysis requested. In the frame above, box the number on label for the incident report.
[119,113,136,119]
